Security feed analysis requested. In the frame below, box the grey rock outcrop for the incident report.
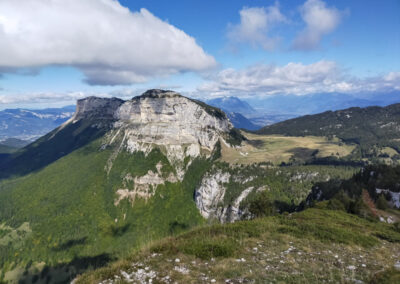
[73,96,124,121]
[114,90,232,167]
[195,171,230,219]
[66,89,234,179]
[195,170,267,223]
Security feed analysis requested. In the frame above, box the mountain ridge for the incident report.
[258,102,400,160]
[0,89,237,180]
[206,96,255,116]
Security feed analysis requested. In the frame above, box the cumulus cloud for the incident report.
[385,72,400,82]
[0,0,216,85]
[292,0,343,50]
[198,61,400,97]
[227,2,287,50]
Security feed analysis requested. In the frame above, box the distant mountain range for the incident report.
[205,93,400,129]
[0,105,75,142]
[205,97,261,130]
[1,92,399,142]
[246,92,400,115]
[225,112,259,130]
[206,96,255,116]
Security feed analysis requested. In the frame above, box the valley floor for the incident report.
[76,209,400,284]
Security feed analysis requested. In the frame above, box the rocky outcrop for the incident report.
[64,90,244,210]
[67,89,234,179]
[114,90,232,169]
[195,170,267,223]
[114,162,178,206]
[195,171,230,219]
[73,97,124,121]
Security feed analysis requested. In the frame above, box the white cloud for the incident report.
[292,0,343,50]
[2,65,399,107]
[0,87,176,106]
[0,92,92,105]
[227,2,287,50]
[0,0,216,85]
[385,72,400,82]
[198,61,400,97]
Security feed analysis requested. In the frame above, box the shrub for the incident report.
[327,198,346,211]
[394,222,400,233]
[248,191,275,218]
[376,194,388,210]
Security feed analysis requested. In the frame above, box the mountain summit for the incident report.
[71,89,233,178]
[0,89,236,179]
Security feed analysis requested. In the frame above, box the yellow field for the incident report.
[380,147,398,157]
[220,132,356,165]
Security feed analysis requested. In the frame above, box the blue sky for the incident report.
[0,0,399,108]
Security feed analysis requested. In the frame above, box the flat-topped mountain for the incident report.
[0,89,237,179]
[110,90,232,166]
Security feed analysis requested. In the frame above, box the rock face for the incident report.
[195,170,230,219]
[73,96,124,121]
[66,89,240,212]
[114,162,178,206]
[67,90,233,178]
[195,170,266,223]
[113,90,232,172]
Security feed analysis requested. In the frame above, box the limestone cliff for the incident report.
[195,170,267,223]
[67,89,234,179]
[64,90,252,215]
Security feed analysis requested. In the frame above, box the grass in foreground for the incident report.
[76,208,400,283]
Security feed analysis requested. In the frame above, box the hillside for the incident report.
[0,144,16,154]
[1,90,398,283]
[206,97,255,116]
[225,112,260,130]
[258,103,400,161]
[75,164,400,283]
[76,208,400,284]
[0,90,244,282]
[305,164,400,214]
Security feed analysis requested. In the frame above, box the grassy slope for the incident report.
[0,119,109,179]
[77,208,400,283]
[0,137,210,282]
[220,132,355,165]
[0,140,360,283]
